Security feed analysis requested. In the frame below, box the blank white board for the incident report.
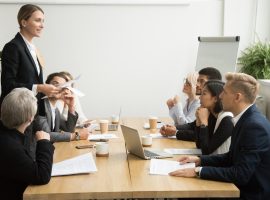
[195,36,240,80]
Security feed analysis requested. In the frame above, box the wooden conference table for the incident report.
[24,117,239,200]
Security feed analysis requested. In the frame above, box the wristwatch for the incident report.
[75,131,80,141]
[194,167,201,177]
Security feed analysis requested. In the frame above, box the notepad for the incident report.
[149,159,195,175]
[51,153,97,176]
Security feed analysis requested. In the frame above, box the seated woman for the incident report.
[0,88,54,199]
[167,72,200,126]
[195,80,233,154]
[161,80,233,155]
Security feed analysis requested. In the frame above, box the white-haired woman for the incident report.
[167,72,200,126]
[0,88,54,200]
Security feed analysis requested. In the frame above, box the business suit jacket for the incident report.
[0,32,45,114]
[35,99,78,143]
[1,33,46,160]
[0,121,54,200]
[200,105,270,200]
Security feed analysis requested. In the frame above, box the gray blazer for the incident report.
[35,99,78,142]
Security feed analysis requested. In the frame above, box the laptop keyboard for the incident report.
[144,149,159,157]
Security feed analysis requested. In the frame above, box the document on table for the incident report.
[51,153,97,176]
[150,159,195,175]
[164,148,202,155]
[88,133,118,140]
[149,133,176,139]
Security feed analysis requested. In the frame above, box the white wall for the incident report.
[0,0,269,118]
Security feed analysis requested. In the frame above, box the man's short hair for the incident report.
[1,88,37,129]
[199,67,222,80]
[225,72,259,103]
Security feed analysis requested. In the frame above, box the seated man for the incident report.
[0,88,54,199]
[35,72,89,142]
[160,67,222,141]
[169,73,270,200]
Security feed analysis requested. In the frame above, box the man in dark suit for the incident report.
[169,72,270,200]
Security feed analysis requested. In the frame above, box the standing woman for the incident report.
[0,4,59,114]
[1,4,59,159]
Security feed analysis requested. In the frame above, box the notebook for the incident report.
[121,125,172,160]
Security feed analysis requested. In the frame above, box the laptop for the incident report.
[121,125,172,160]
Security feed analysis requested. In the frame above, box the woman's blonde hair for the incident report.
[186,71,199,95]
[225,72,259,103]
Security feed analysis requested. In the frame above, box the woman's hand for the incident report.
[196,107,209,126]
[37,84,61,97]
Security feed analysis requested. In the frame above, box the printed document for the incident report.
[51,153,97,176]
[150,159,195,175]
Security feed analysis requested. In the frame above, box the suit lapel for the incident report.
[44,99,53,131]
[54,108,61,132]
[15,33,42,80]
[230,105,256,152]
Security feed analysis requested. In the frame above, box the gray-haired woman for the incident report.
[0,88,54,200]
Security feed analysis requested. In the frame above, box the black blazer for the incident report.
[0,121,54,200]
[200,105,270,200]
[1,32,44,114]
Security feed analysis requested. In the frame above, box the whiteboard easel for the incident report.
[195,36,240,80]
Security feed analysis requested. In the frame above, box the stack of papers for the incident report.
[149,159,195,175]
[51,153,97,176]
[88,133,118,140]
[164,148,202,155]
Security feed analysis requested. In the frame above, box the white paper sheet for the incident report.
[88,133,118,140]
[51,153,97,176]
[149,159,195,175]
[164,148,202,155]
[149,133,176,139]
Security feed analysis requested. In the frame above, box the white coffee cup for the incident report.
[141,135,152,147]
[149,116,158,130]
[96,142,109,157]
[99,120,109,133]
[111,115,119,124]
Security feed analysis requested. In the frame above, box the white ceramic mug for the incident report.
[141,135,152,147]
[96,142,109,157]
[99,120,109,133]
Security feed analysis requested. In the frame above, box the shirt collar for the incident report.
[19,32,36,51]
[232,104,253,126]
